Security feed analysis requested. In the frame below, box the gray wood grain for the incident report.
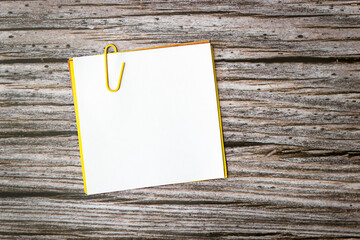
[1,0,359,239]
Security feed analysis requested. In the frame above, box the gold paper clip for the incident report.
[104,44,125,92]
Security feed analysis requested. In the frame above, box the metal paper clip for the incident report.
[104,44,125,92]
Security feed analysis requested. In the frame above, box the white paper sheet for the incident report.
[72,42,226,194]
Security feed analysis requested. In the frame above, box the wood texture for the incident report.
[1,0,359,239]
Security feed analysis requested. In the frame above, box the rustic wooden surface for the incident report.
[1,0,360,239]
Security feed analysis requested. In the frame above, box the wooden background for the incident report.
[1,0,360,239]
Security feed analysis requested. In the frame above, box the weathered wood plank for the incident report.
[1,0,360,239]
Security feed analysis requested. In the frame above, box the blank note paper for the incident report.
[68,40,227,195]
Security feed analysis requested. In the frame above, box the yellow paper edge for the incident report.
[108,40,210,55]
[68,60,87,194]
[211,46,227,178]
